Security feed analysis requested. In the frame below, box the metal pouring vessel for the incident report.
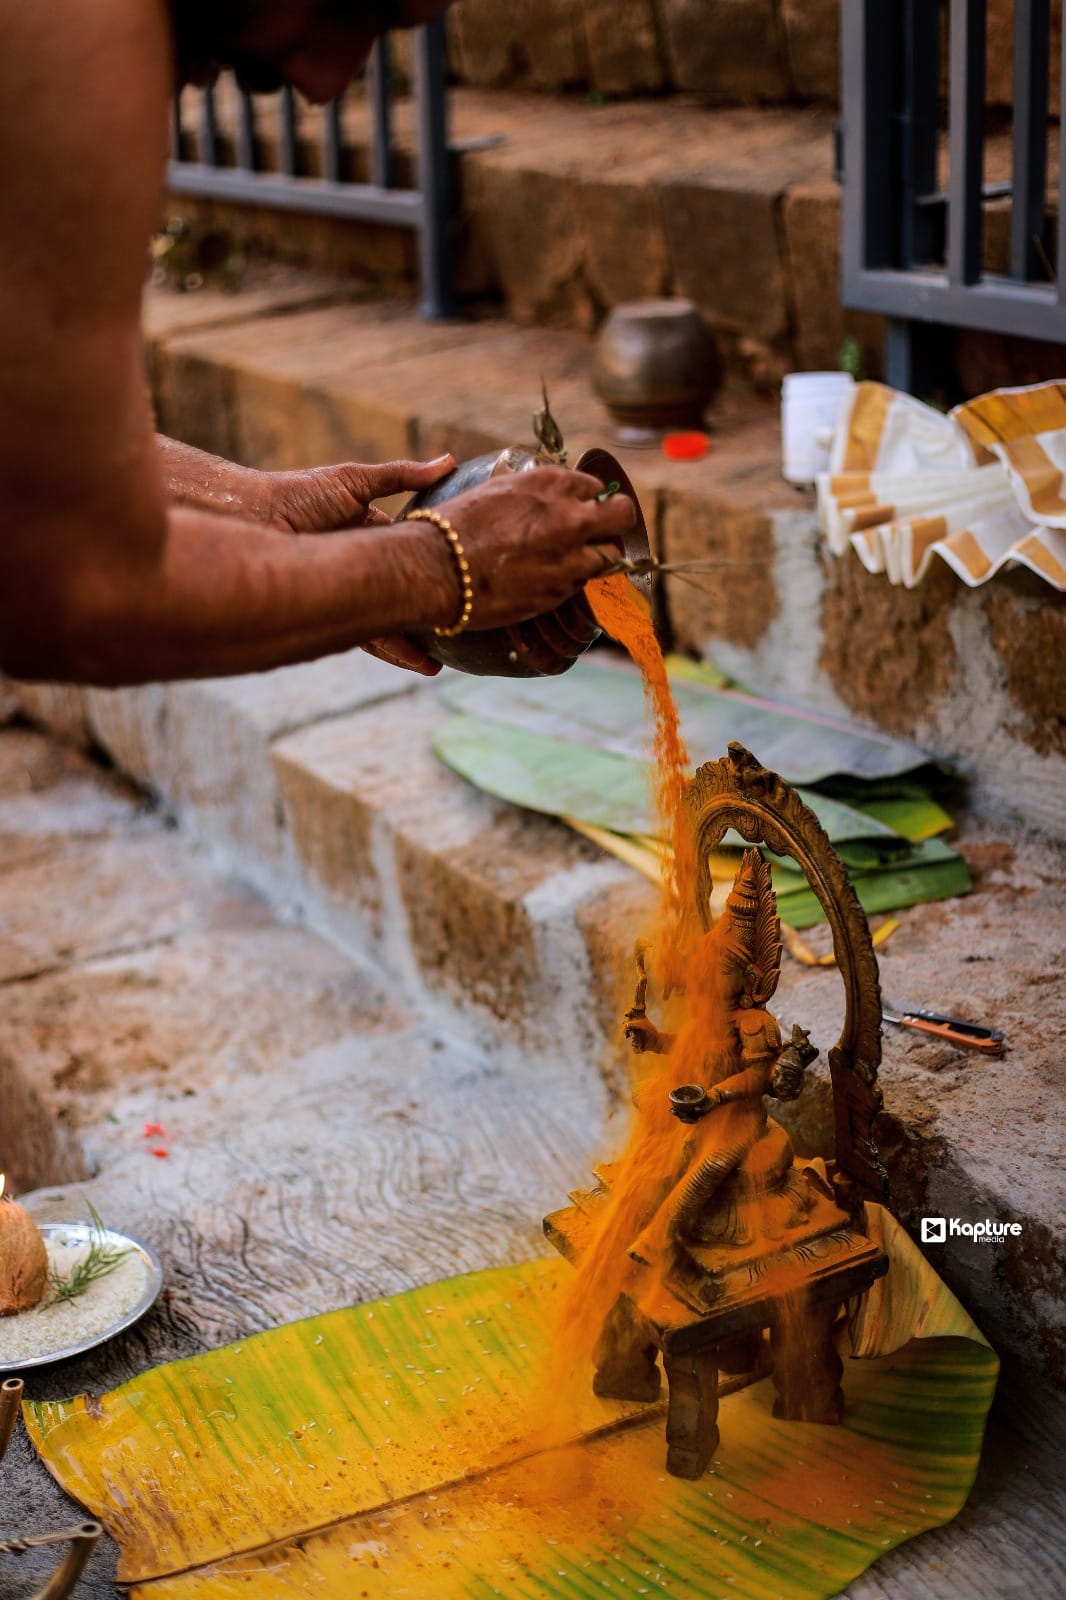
[403,445,653,677]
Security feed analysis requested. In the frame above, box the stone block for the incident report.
[271,692,462,952]
[462,160,593,329]
[985,0,1061,114]
[580,180,672,309]
[154,300,477,471]
[13,684,92,748]
[581,0,668,96]
[574,872,659,1101]
[0,1047,86,1194]
[0,729,144,872]
[85,687,172,795]
[163,190,417,290]
[447,0,586,89]
[659,0,790,102]
[661,488,781,656]
[983,591,1066,761]
[161,654,416,888]
[662,180,789,344]
[273,688,627,1059]
[143,269,354,346]
[781,0,839,100]
[0,833,267,987]
[819,555,1065,838]
[0,921,397,1144]
[819,554,962,741]
[782,180,884,376]
[151,344,239,460]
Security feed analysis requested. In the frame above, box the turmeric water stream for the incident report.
[529,573,805,1455]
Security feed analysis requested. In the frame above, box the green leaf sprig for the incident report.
[47,1205,133,1306]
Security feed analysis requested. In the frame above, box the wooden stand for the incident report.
[547,1204,887,1480]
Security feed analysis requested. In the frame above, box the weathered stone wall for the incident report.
[666,511,1066,841]
[443,0,821,103]
[441,0,1059,109]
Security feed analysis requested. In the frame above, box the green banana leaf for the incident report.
[25,1243,997,1600]
[815,779,955,843]
[433,715,906,848]
[434,714,651,835]
[775,852,973,929]
[442,659,939,784]
[662,652,732,689]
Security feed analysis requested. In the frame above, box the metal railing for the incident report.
[841,0,1066,390]
[168,22,452,318]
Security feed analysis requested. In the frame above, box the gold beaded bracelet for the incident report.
[406,508,474,637]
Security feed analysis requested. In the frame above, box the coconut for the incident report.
[0,1195,49,1316]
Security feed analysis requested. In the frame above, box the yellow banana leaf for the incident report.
[26,1213,996,1600]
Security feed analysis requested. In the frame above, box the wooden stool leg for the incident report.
[593,1295,661,1403]
[771,1299,844,1425]
[663,1349,719,1479]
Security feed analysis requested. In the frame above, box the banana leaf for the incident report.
[662,652,732,689]
[435,714,651,835]
[775,852,973,929]
[434,715,906,848]
[815,779,955,843]
[442,659,939,784]
[25,1221,997,1600]
[563,826,972,928]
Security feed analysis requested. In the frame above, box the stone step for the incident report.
[10,670,1066,1388]
[3,726,1064,1600]
[142,276,1065,835]
[169,83,874,381]
[440,0,838,105]
[438,0,1028,112]
[11,277,1066,1377]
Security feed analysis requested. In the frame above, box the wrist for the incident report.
[405,509,474,636]
[379,518,464,634]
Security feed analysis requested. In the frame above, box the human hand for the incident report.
[262,455,457,676]
[260,455,456,534]
[421,466,636,633]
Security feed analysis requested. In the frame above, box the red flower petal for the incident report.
[662,431,710,462]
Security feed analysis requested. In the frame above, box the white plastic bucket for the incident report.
[781,371,855,486]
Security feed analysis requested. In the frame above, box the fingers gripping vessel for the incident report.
[545,743,889,1480]
[402,399,653,676]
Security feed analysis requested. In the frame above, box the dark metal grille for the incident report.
[168,23,451,318]
[841,0,1066,389]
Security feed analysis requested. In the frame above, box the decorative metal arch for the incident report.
[686,743,888,1202]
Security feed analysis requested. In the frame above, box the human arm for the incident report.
[155,438,461,676]
[155,435,456,532]
[0,0,631,687]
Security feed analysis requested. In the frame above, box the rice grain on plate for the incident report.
[0,1230,151,1366]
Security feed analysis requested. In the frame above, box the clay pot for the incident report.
[593,299,721,431]
[404,446,651,678]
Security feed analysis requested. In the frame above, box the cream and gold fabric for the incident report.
[818,380,1066,589]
